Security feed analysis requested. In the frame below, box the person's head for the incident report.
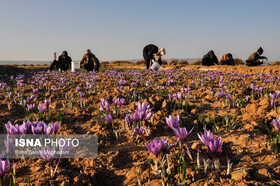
[158,48,166,56]
[257,47,263,55]
[208,50,215,58]
[62,51,68,58]
[226,53,233,60]
[85,49,92,56]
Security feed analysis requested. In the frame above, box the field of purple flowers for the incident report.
[0,65,280,185]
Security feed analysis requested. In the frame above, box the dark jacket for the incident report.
[218,54,235,66]
[246,52,267,66]
[201,50,218,66]
[80,54,100,72]
[143,44,162,65]
[50,55,72,71]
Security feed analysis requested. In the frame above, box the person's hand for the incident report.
[265,57,268,61]
[151,59,156,63]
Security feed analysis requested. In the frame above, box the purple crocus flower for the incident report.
[270,93,278,109]
[133,127,144,136]
[8,93,13,100]
[79,92,85,98]
[125,114,134,129]
[105,114,113,125]
[198,129,223,167]
[272,118,280,131]
[76,86,81,91]
[100,98,109,111]
[177,93,183,100]
[30,95,36,100]
[43,123,55,135]
[145,140,161,157]
[0,158,10,178]
[197,129,215,148]
[27,103,36,111]
[168,94,173,101]
[165,115,179,129]
[208,137,223,154]
[33,88,38,94]
[39,146,55,162]
[38,105,46,113]
[246,95,250,102]
[32,124,43,135]
[173,127,194,142]
[173,127,194,159]
[198,130,223,153]
[145,138,173,158]
[5,122,22,135]
[226,94,232,101]
[182,87,191,95]
[49,122,60,133]
[155,138,174,155]
[216,92,225,98]
[44,99,51,108]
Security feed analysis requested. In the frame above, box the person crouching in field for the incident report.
[143,44,166,70]
[50,51,72,71]
[218,53,235,66]
[80,49,100,72]
[246,47,268,66]
[201,50,218,66]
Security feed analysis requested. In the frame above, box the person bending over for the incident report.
[80,49,100,72]
[246,47,267,66]
[201,50,218,66]
[50,51,72,71]
[219,53,235,66]
[143,44,166,69]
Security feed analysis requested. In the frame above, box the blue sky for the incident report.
[0,0,279,61]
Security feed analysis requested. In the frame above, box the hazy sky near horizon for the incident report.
[0,0,279,62]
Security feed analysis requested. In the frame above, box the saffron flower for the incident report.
[125,114,134,129]
[145,138,173,158]
[44,99,51,108]
[272,118,280,131]
[32,124,43,135]
[133,127,144,136]
[0,157,10,179]
[39,146,55,162]
[269,93,278,109]
[173,127,194,160]
[198,130,223,167]
[27,103,36,111]
[100,98,109,111]
[226,94,232,101]
[79,92,85,98]
[165,115,179,129]
[38,105,46,113]
[105,114,113,125]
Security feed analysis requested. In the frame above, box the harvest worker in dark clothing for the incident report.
[80,49,100,72]
[201,50,218,66]
[246,47,267,66]
[143,44,166,70]
[50,51,72,71]
[218,53,235,66]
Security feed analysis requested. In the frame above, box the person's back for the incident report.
[50,51,72,71]
[246,47,267,66]
[218,53,235,66]
[201,50,218,66]
[80,49,100,72]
